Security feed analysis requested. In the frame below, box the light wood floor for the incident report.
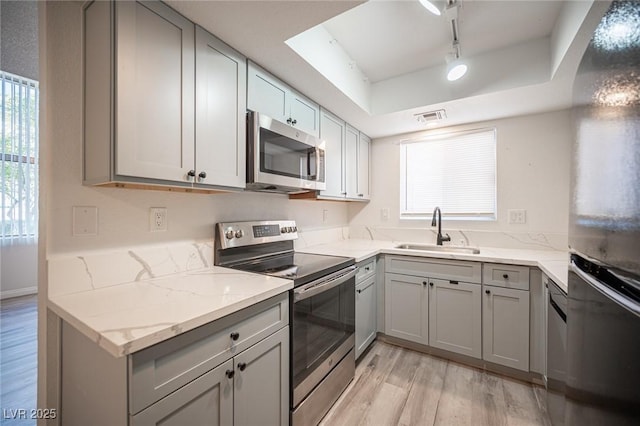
[0,295,37,425]
[321,340,549,426]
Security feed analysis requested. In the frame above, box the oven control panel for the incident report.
[216,220,298,249]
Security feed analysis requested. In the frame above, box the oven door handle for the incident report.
[294,266,357,302]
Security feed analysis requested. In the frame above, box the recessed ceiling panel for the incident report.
[323,0,565,83]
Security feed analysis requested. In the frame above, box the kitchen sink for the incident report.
[394,243,480,255]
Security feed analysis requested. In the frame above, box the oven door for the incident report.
[291,266,356,408]
[248,111,326,191]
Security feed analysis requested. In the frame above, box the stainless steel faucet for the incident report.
[431,207,451,246]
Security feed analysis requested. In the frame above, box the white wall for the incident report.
[0,0,39,299]
[44,1,348,257]
[0,244,38,298]
[349,110,572,249]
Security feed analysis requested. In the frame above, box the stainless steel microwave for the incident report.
[247,111,326,193]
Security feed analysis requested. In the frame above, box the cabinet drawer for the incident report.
[356,257,376,282]
[385,255,481,284]
[483,263,530,291]
[130,292,288,414]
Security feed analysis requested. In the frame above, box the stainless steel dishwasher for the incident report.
[547,279,567,426]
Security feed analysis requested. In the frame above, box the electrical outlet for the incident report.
[508,209,526,224]
[150,207,167,232]
[381,208,390,221]
[322,209,329,223]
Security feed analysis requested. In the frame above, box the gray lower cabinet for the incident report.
[428,278,482,359]
[131,359,234,426]
[132,327,289,426]
[482,285,530,371]
[384,273,429,345]
[356,275,377,359]
[60,293,289,426]
[234,327,289,426]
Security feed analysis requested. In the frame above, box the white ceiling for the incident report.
[168,0,610,138]
[323,0,564,83]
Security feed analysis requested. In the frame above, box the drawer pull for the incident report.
[485,289,491,295]
[422,281,427,286]
[429,282,434,287]
[226,369,235,379]
[503,274,509,279]
[230,332,239,341]
[357,289,362,294]
[449,280,459,285]
[238,362,247,372]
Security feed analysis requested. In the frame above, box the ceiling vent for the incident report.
[415,109,447,124]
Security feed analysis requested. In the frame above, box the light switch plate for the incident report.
[508,209,526,224]
[381,208,390,221]
[73,206,98,236]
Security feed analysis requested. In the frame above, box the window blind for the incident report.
[400,128,496,220]
[1,71,39,244]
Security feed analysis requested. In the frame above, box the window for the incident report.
[1,71,39,243]
[400,128,496,220]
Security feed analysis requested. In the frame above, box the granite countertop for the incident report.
[298,239,569,292]
[48,266,293,358]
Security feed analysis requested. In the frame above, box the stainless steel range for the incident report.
[214,220,356,425]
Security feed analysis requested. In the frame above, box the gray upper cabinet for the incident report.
[357,133,371,200]
[318,109,346,199]
[247,61,320,137]
[114,1,195,183]
[428,278,481,359]
[83,1,246,190]
[345,125,359,199]
[316,110,371,202]
[194,26,246,189]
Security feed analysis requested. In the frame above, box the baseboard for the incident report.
[0,286,37,300]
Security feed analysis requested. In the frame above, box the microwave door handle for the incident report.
[307,147,318,180]
[314,147,321,181]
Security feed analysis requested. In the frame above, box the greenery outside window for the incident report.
[1,71,39,244]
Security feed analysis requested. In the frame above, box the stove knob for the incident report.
[235,229,244,238]
[288,226,294,233]
[225,229,234,240]
[280,227,286,234]
[292,226,297,232]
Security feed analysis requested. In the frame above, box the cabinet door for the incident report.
[385,273,428,345]
[116,1,195,182]
[356,275,377,359]
[345,124,359,199]
[131,359,233,426]
[483,286,530,371]
[247,62,288,124]
[195,26,246,189]
[428,279,481,359]
[357,132,371,200]
[234,326,289,426]
[318,109,346,198]
[289,90,320,137]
